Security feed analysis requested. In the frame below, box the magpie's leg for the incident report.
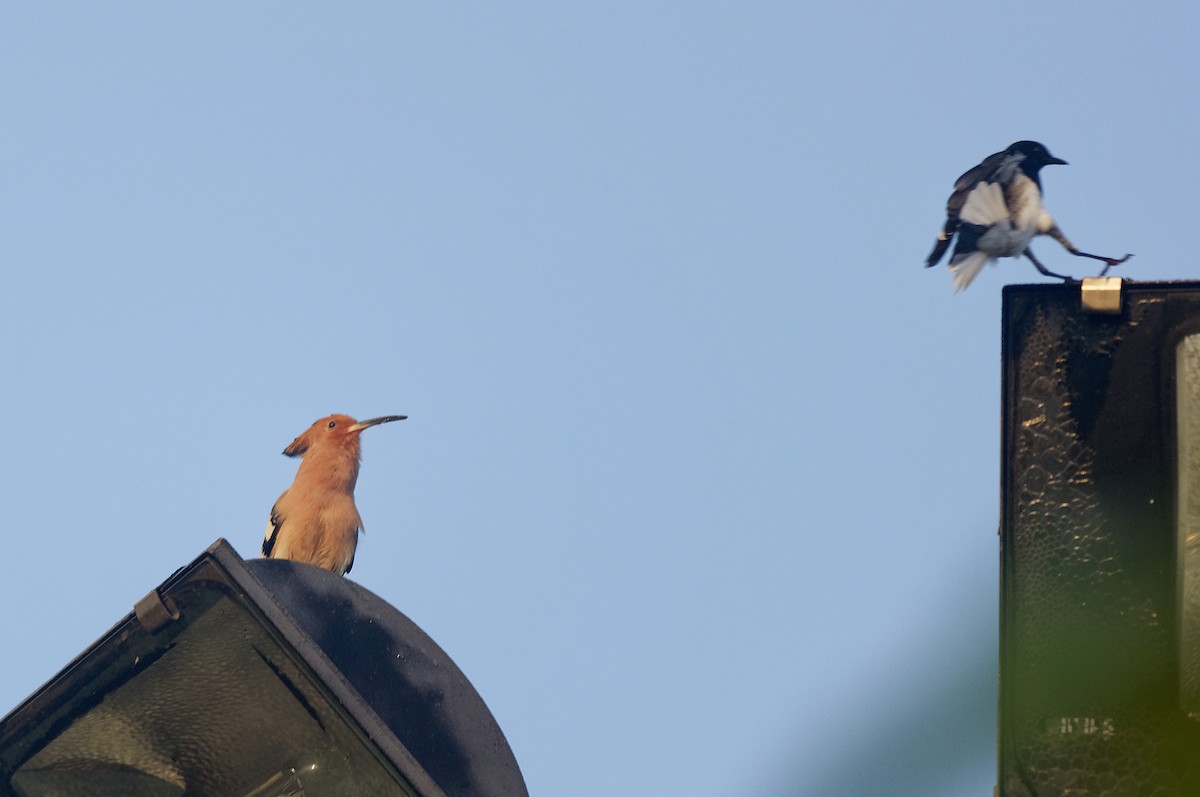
[1046,227,1133,275]
[1023,248,1074,282]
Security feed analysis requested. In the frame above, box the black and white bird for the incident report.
[925,141,1131,292]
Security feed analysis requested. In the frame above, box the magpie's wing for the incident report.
[952,150,1009,192]
[926,150,1008,267]
[263,497,285,557]
[946,151,1011,224]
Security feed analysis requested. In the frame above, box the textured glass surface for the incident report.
[1000,288,1199,796]
[1179,335,1200,718]
[9,594,416,797]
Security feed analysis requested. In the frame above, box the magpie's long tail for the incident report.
[949,250,991,293]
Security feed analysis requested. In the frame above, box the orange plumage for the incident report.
[263,413,405,575]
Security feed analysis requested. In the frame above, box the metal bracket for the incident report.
[1081,277,1123,315]
[134,588,180,633]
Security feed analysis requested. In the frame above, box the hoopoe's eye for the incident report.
[328,420,336,428]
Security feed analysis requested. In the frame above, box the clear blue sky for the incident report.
[2,4,1197,795]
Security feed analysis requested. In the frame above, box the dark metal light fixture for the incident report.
[1000,280,1200,794]
[0,539,527,797]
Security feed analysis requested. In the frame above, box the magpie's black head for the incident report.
[1007,140,1067,169]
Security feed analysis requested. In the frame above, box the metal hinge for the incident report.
[134,588,180,633]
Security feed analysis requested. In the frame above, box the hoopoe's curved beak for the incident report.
[348,415,407,432]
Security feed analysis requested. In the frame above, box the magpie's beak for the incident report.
[1048,156,1068,166]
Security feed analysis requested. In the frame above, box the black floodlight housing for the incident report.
[0,539,527,797]
[1000,280,1200,794]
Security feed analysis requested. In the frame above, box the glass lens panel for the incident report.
[10,593,415,797]
[1178,334,1200,718]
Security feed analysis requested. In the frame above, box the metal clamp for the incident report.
[1081,277,1123,315]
